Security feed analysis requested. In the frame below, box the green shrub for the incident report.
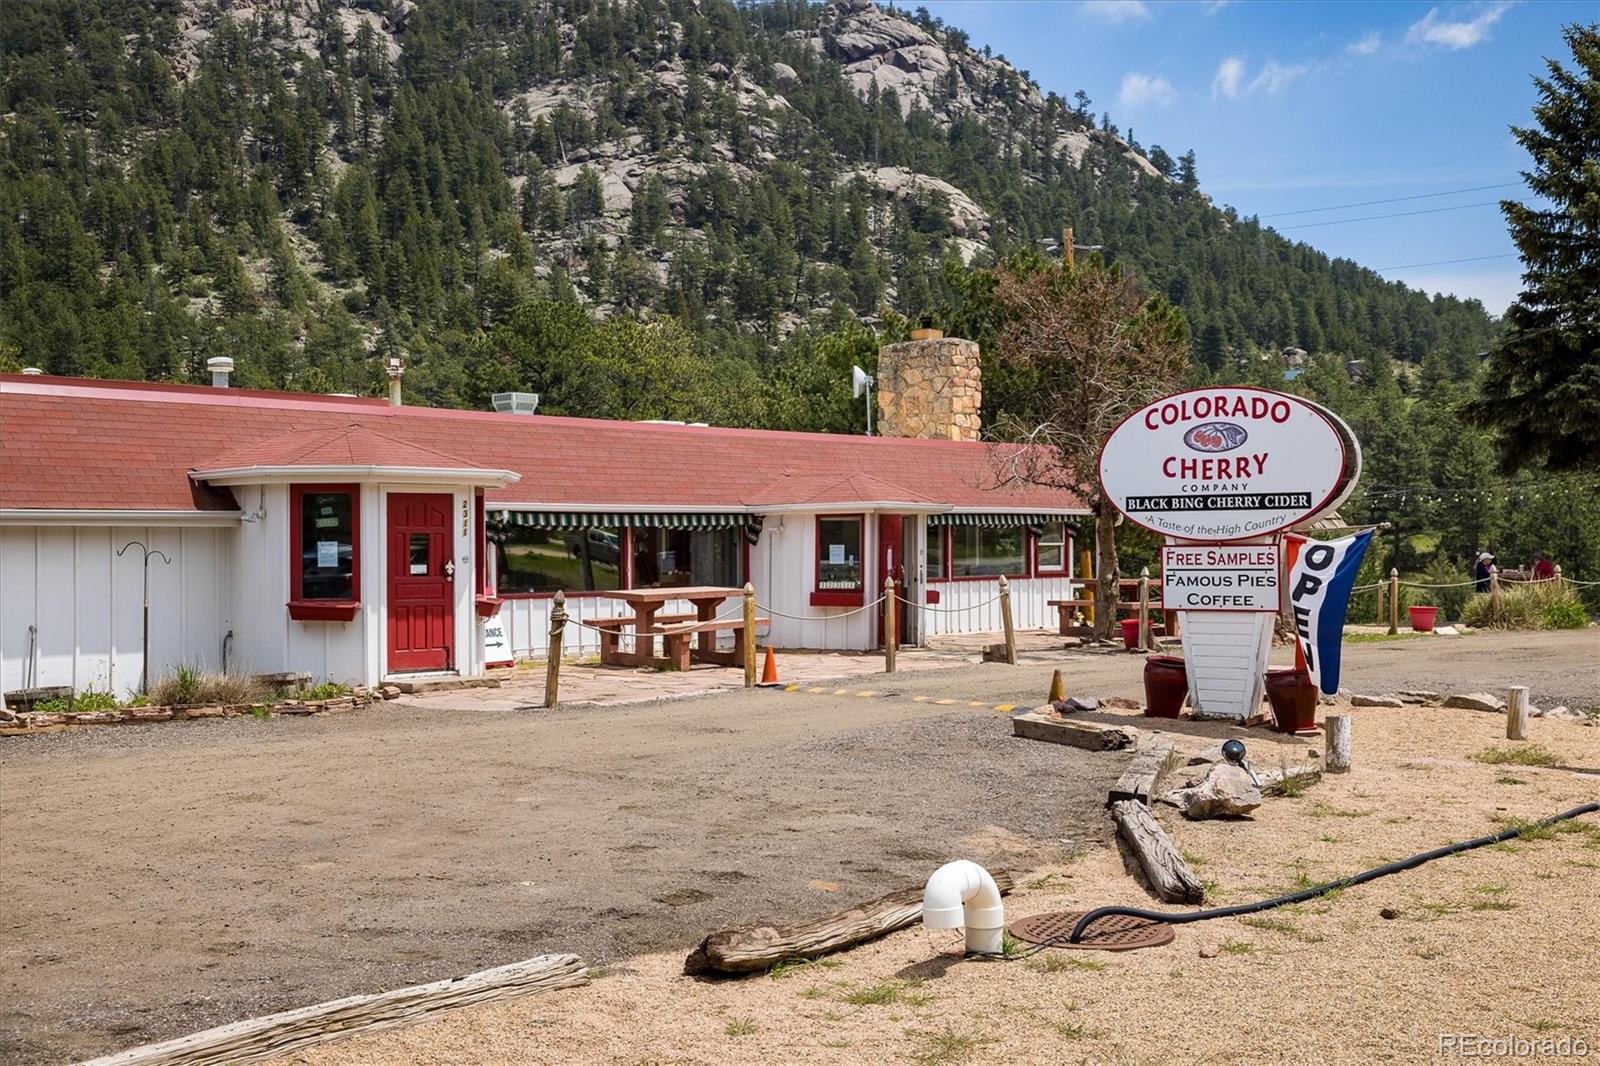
[33,696,68,713]
[1406,557,1473,622]
[289,681,351,701]
[1461,582,1588,630]
[72,686,118,713]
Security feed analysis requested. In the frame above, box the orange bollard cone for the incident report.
[1048,668,1066,704]
[759,646,780,685]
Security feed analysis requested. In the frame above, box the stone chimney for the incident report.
[875,329,982,442]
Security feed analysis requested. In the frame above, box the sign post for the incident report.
[1099,387,1360,720]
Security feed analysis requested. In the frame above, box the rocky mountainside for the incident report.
[0,0,1497,412]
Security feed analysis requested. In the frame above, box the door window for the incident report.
[408,533,430,575]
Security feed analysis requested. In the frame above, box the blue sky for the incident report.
[918,0,1590,315]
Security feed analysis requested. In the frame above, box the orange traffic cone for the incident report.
[760,646,780,685]
[1048,668,1067,704]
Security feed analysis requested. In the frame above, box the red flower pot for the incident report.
[1120,617,1142,649]
[1143,655,1189,718]
[1408,605,1438,632]
[1265,668,1319,734]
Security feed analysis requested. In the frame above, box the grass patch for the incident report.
[1240,916,1325,943]
[1307,802,1373,819]
[1027,953,1105,974]
[723,1016,757,1037]
[1471,745,1560,767]
[768,955,841,980]
[839,978,930,1008]
[150,663,267,706]
[1490,815,1558,841]
[907,1026,986,1065]
[1054,1022,1097,1040]
[586,966,612,980]
[1495,775,1528,785]
[1219,938,1255,955]
[287,681,352,701]
[1343,631,1428,643]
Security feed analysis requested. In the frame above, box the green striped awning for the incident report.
[491,510,752,531]
[929,513,1076,527]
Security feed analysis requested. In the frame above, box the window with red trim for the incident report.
[289,484,360,619]
[948,525,1026,578]
[812,514,864,606]
[1035,522,1071,576]
[928,526,949,580]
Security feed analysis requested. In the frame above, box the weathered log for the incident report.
[1107,739,1177,806]
[1013,711,1137,751]
[81,954,588,1066]
[1325,714,1352,773]
[684,870,1016,976]
[1506,686,1529,741]
[1109,799,1205,904]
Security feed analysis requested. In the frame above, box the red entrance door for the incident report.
[876,514,909,648]
[388,493,455,672]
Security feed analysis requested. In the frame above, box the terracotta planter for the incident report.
[1408,605,1438,632]
[1143,655,1189,718]
[1265,668,1319,734]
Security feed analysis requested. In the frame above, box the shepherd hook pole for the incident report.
[118,541,172,696]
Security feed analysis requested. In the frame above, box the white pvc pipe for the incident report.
[921,859,1005,955]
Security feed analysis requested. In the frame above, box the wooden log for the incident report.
[1107,739,1177,806]
[684,871,1015,976]
[1012,711,1137,751]
[82,955,588,1066]
[1109,799,1205,904]
[1324,713,1352,773]
[1506,685,1529,741]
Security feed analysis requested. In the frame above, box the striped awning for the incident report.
[491,510,753,532]
[929,513,1076,527]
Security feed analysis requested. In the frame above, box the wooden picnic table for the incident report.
[597,586,748,669]
[1047,578,1180,638]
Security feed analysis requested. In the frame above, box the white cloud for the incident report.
[1205,0,1234,12]
[1405,2,1511,50]
[1081,0,1150,23]
[1348,32,1382,56]
[1248,59,1310,95]
[1119,72,1177,108]
[1212,56,1245,99]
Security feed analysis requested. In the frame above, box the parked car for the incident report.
[566,528,621,565]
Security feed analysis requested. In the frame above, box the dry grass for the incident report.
[147,664,265,707]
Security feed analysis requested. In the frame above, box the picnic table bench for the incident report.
[1047,579,1179,638]
[596,586,757,670]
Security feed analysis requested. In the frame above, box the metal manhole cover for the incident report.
[1008,911,1174,952]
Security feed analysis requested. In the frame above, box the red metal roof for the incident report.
[0,375,1086,514]
[195,423,490,474]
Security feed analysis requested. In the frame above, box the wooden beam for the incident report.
[1107,739,1177,806]
[684,871,1016,976]
[82,955,588,1066]
[1109,799,1205,904]
[1013,711,1137,750]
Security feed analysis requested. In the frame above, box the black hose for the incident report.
[1067,801,1600,943]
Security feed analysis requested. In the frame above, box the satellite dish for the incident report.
[851,364,874,399]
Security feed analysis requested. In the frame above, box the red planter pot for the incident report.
[1120,617,1142,649]
[1143,655,1189,718]
[1265,668,1319,734]
[1408,605,1438,632]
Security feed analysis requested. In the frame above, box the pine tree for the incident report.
[1466,24,1600,472]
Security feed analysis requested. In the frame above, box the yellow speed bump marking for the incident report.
[807,687,828,694]
[784,684,801,692]
[912,695,930,702]
[993,704,1017,713]
[856,690,878,697]
[934,698,957,705]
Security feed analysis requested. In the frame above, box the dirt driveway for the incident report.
[1,629,1594,1064]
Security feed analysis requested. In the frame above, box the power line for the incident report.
[1280,200,1515,231]
[1260,182,1523,219]
[1374,253,1518,271]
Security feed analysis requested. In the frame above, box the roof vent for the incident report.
[206,356,234,388]
[21,367,43,376]
[491,392,540,415]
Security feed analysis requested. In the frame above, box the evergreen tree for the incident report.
[1466,24,1600,471]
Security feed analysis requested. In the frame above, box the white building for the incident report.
[1,337,1088,698]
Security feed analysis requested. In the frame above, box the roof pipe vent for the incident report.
[491,392,541,415]
[21,367,44,376]
[206,357,234,388]
[384,356,405,406]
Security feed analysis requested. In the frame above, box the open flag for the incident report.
[1285,530,1374,695]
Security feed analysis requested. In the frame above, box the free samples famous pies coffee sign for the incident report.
[1099,387,1348,542]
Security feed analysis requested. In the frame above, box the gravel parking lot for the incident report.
[1,629,1594,1064]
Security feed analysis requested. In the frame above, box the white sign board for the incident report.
[316,540,339,568]
[1099,388,1347,542]
[482,605,513,668]
[1161,544,1281,612]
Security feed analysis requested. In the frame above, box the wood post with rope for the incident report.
[1138,567,1152,651]
[1388,568,1400,635]
[998,575,1017,665]
[544,590,566,709]
[883,576,897,674]
[1489,564,1503,622]
[742,582,757,688]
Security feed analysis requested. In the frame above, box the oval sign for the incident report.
[1098,387,1347,542]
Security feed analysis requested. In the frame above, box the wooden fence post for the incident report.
[1325,714,1352,773]
[1138,566,1152,650]
[998,574,1017,665]
[883,576,897,674]
[544,590,567,709]
[1079,548,1095,626]
[1506,685,1529,741]
[1553,564,1563,589]
[1489,564,1503,622]
[1375,578,1385,626]
[1388,568,1400,635]
[742,581,757,688]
